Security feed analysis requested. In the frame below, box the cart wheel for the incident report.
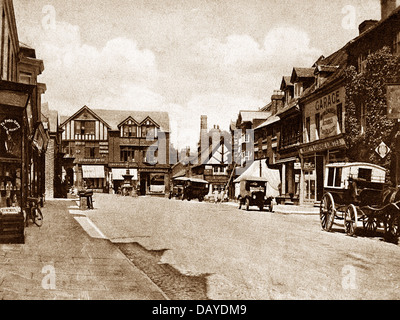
[385,208,400,242]
[344,204,358,237]
[245,198,250,211]
[363,215,377,236]
[320,193,335,231]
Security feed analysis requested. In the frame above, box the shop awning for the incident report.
[82,165,105,179]
[111,168,138,180]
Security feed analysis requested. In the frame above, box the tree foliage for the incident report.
[344,46,400,178]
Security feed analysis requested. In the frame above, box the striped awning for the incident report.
[82,165,105,179]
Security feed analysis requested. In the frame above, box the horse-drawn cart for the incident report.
[319,162,400,242]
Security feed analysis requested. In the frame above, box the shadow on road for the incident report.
[117,242,210,300]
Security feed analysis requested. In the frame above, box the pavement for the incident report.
[0,195,319,300]
[0,197,168,300]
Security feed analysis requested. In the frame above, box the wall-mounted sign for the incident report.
[375,141,390,159]
[387,84,400,119]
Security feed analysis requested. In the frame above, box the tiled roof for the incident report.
[61,106,170,132]
[292,67,315,80]
[239,110,271,123]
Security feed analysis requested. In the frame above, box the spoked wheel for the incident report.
[320,193,336,231]
[33,207,44,227]
[344,204,358,236]
[385,207,400,242]
[363,215,378,236]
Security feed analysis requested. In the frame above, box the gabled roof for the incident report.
[290,67,315,83]
[300,43,349,101]
[60,106,170,132]
[280,76,293,90]
[118,116,139,127]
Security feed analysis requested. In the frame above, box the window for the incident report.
[327,167,342,187]
[1,10,4,79]
[306,117,311,142]
[141,125,156,138]
[85,146,99,159]
[294,83,303,98]
[360,103,366,134]
[337,103,343,134]
[122,125,137,138]
[75,121,95,136]
[394,31,400,55]
[315,113,320,140]
[358,168,372,182]
[120,146,135,162]
[358,53,368,73]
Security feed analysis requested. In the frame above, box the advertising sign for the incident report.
[387,84,400,119]
[0,115,22,159]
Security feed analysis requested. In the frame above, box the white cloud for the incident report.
[18,20,160,115]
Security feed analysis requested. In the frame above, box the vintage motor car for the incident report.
[181,178,209,202]
[237,176,273,211]
[169,177,185,199]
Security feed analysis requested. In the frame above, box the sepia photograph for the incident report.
[0,0,400,307]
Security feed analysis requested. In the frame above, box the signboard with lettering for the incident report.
[387,84,400,119]
[0,115,22,159]
[304,86,345,142]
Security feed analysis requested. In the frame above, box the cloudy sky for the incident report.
[13,0,380,149]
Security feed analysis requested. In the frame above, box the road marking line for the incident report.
[74,216,107,239]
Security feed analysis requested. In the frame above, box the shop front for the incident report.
[299,84,346,205]
[299,136,347,204]
[0,81,35,243]
[81,165,106,192]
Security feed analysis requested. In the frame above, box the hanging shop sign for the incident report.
[0,116,22,159]
[299,138,346,155]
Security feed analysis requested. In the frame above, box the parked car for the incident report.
[169,178,185,199]
[237,176,273,211]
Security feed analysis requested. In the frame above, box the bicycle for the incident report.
[24,197,43,227]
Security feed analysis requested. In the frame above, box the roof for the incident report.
[60,106,170,132]
[300,44,349,102]
[347,5,400,49]
[290,67,315,83]
[280,76,293,90]
[255,115,280,130]
[239,110,271,123]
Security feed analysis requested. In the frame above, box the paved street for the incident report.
[84,194,400,300]
[0,199,167,300]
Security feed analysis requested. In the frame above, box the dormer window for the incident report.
[122,124,137,137]
[141,119,159,139]
[294,82,303,98]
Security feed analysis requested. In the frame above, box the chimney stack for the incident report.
[381,0,400,20]
[200,115,208,131]
[271,90,284,115]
